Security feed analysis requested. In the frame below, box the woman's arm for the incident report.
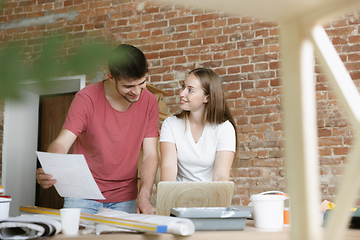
[212,151,235,181]
[160,141,178,181]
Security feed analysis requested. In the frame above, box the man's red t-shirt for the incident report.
[62,81,159,203]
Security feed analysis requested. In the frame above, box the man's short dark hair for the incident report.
[108,44,149,81]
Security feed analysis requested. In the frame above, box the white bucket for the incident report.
[250,191,286,230]
[0,197,12,219]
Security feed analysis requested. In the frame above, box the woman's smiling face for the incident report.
[179,73,208,113]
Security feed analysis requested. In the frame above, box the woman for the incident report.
[160,68,237,182]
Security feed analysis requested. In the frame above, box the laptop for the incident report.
[155,181,235,216]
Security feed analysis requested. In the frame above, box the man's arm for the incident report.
[136,137,159,214]
[36,129,77,189]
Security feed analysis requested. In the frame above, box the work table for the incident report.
[53,220,360,240]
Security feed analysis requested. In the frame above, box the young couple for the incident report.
[36,44,237,215]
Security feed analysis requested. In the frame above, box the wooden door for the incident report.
[35,92,75,209]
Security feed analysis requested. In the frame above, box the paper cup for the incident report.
[0,197,11,219]
[250,194,286,230]
[60,208,81,235]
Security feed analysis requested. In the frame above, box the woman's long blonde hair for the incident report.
[176,68,239,169]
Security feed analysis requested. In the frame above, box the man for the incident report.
[36,44,159,215]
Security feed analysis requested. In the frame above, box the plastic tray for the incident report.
[170,207,251,231]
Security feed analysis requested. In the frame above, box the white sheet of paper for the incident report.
[36,151,105,200]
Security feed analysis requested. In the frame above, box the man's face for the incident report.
[115,76,147,103]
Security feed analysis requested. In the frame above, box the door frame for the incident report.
[2,75,86,216]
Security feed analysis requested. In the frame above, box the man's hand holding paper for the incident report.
[36,151,105,200]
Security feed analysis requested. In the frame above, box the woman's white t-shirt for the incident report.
[159,116,236,182]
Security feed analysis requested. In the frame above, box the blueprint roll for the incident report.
[167,219,195,236]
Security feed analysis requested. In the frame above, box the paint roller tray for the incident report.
[170,207,251,231]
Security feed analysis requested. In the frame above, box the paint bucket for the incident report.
[0,196,11,219]
[250,191,287,230]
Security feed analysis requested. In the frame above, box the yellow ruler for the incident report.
[20,206,167,233]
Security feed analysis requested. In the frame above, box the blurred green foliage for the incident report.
[0,0,116,100]
[0,35,113,100]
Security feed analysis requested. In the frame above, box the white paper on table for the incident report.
[36,151,105,200]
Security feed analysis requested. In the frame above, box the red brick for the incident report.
[238,39,263,48]
[249,99,264,107]
[172,32,195,40]
[245,106,274,115]
[187,55,200,62]
[241,48,254,56]
[149,66,171,75]
[202,61,221,68]
[250,133,265,141]
[249,168,263,177]
[256,29,269,38]
[190,39,201,46]
[253,159,282,167]
[319,148,332,156]
[255,80,269,88]
[223,26,241,34]
[213,52,226,60]
[255,63,269,71]
[169,16,193,25]
[251,54,278,62]
[248,71,275,80]
[236,116,248,124]
[241,64,254,73]
[269,45,279,52]
[188,23,201,31]
[162,58,174,66]
[225,91,241,99]
[214,19,227,27]
[223,82,240,91]
[159,50,183,58]
[319,157,342,165]
[242,31,254,40]
[175,56,186,64]
[318,137,342,146]
[256,124,271,132]
[318,128,332,137]
[216,35,229,43]
[162,74,175,81]
[177,40,188,48]
[223,57,249,66]
[241,125,255,133]
[326,27,356,36]
[195,13,221,22]
[270,28,279,36]
[228,17,240,25]
[184,46,209,55]
[201,21,214,29]
[201,54,212,61]
[241,82,254,90]
[203,37,215,45]
[333,147,349,155]
[151,29,163,36]
[228,49,240,58]
[348,53,360,61]
[264,36,279,45]
[332,36,348,45]
[343,44,360,52]
[251,21,277,30]
[228,66,240,74]
[145,21,167,29]
[255,46,268,55]
[264,114,278,122]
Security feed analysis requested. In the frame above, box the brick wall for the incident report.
[0,0,359,206]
